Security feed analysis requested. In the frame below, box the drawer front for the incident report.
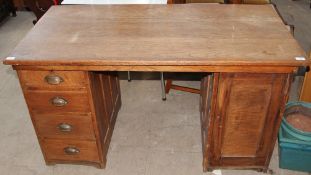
[24,91,90,113]
[33,113,95,140]
[18,70,87,90]
[42,139,100,162]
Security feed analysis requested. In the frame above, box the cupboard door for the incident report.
[209,73,290,169]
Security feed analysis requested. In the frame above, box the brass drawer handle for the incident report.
[57,123,72,132]
[50,97,68,107]
[45,74,63,85]
[64,147,80,155]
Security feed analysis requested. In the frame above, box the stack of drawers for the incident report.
[17,70,104,167]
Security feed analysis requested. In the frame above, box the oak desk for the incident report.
[3,4,309,172]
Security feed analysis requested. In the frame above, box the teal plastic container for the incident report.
[278,102,311,172]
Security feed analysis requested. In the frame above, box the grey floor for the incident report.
[0,1,311,175]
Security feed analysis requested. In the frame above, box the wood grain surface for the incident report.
[41,138,100,162]
[204,73,291,171]
[18,70,88,90]
[3,4,308,67]
[33,113,96,140]
[300,70,311,102]
[24,90,91,113]
[17,70,121,168]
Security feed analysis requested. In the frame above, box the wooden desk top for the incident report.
[3,4,309,67]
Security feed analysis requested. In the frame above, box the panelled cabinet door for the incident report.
[208,73,290,169]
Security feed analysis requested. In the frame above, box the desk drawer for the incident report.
[18,70,87,90]
[42,139,100,163]
[33,113,95,140]
[24,90,90,113]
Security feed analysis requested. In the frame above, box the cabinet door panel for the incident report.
[221,76,272,157]
[209,73,290,168]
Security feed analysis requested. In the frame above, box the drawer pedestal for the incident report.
[17,70,121,168]
[200,73,291,171]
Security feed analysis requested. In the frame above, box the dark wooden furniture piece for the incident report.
[24,0,62,24]
[0,0,16,23]
[3,4,309,172]
[13,0,24,10]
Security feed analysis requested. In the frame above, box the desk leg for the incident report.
[16,70,121,168]
[160,72,166,100]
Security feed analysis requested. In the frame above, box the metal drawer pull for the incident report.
[57,123,72,132]
[50,97,68,107]
[64,147,80,155]
[45,74,63,85]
